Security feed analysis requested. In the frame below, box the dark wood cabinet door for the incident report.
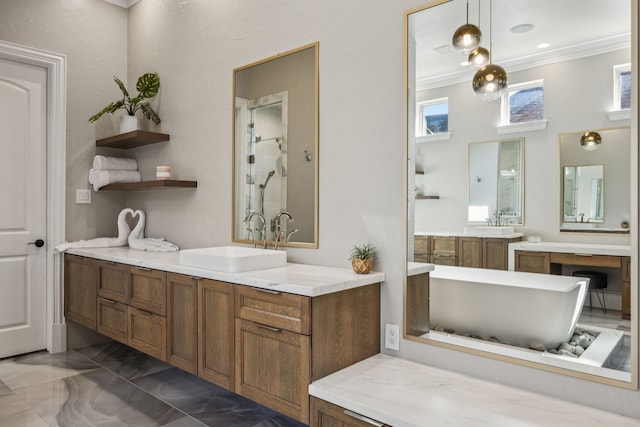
[167,273,198,374]
[64,255,98,329]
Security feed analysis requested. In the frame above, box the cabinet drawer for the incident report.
[549,253,621,268]
[430,236,458,255]
[97,260,129,302]
[431,254,457,266]
[128,306,166,361]
[129,267,167,315]
[97,297,127,343]
[235,285,311,334]
[515,251,551,274]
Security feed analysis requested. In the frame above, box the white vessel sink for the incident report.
[463,226,515,235]
[179,246,287,273]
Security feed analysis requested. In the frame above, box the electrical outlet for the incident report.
[76,189,91,204]
[385,323,400,351]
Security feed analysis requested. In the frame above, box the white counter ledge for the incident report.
[309,354,640,427]
[64,247,384,297]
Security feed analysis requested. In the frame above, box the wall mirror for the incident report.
[559,127,631,233]
[562,165,604,223]
[468,139,523,225]
[233,43,319,248]
[404,0,636,387]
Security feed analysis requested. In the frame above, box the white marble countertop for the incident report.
[416,231,524,239]
[507,241,631,271]
[407,262,435,276]
[309,354,640,427]
[64,247,384,297]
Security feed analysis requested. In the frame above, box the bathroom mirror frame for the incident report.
[403,0,638,388]
[232,42,319,249]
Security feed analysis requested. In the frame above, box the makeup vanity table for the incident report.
[508,242,631,318]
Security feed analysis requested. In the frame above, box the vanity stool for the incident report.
[573,270,608,313]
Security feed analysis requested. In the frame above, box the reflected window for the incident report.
[614,64,631,110]
[416,98,448,136]
[501,80,544,125]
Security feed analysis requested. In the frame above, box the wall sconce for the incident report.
[580,131,602,151]
[452,0,482,54]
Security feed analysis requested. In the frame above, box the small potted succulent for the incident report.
[349,243,377,274]
[88,72,161,133]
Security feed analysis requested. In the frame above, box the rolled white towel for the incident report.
[89,169,141,191]
[93,155,138,171]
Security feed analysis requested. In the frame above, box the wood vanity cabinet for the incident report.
[64,254,98,330]
[459,237,483,268]
[198,279,235,390]
[416,235,519,270]
[64,254,380,425]
[235,284,380,424]
[622,256,631,320]
[413,235,431,263]
[167,273,198,374]
[483,238,514,270]
[127,267,167,360]
[310,397,389,427]
[514,250,552,274]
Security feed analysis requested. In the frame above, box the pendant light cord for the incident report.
[489,0,493,62]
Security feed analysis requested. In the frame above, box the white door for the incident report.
[0,57,47,358]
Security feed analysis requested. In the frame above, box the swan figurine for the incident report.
[128,209,179,252]
[54,208,135,252]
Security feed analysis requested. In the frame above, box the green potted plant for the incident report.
[349,243,377,274]
[88,72,161,133]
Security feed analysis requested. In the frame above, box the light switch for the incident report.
[76,189,91,204]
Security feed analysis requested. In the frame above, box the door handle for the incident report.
[28,239,45,248]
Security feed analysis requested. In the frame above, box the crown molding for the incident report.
[416,33,631,91]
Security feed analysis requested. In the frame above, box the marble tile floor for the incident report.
[0,341,307,427]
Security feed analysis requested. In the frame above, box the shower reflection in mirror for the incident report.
[236,91,290,241]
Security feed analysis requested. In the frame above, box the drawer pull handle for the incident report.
[254,288,281,295]
[255,323,281,333]
[101,298,116,304]
[136,309,153,316]
[190,276,202,281]
[135,267,152,271]
[343,410,384,427]
[574,253,593,257]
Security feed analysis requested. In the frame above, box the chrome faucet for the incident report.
[244,212,267,248]
[273,211,293,250]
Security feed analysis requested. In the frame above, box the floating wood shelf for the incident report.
[416,195,439,200]
[96,130,170,149]
[100,180,197,191]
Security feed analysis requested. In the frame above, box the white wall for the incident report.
[0,0,128,241]
[1,0,639,419]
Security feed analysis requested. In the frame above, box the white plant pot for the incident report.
[119,115,140,134]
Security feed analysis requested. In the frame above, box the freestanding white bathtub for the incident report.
[429,266,588,349]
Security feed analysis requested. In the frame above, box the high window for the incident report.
[416,98,449,140]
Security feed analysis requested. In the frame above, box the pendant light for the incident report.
[580,131,602,151]
[472,0,508,101]
[452,0,482,54]
[468,1,490,68]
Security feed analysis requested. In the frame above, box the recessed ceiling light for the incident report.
[433,45,454,54]
[510,23,534,34]
[537,42,551,49]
